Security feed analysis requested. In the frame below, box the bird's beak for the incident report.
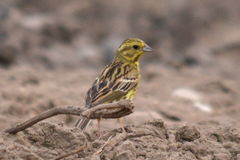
[143,43,153,52]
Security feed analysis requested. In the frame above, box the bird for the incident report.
[75,38,152,136]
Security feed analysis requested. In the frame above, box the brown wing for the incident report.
[85,62,138,108]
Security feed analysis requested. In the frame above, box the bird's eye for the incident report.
[133,45,139,49]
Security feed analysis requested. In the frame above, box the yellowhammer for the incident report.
[75,38,152,135]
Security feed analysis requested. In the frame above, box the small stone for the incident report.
[145,119,164,128]
[176,126,200,142]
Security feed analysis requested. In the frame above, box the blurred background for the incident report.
[0,0,240,130]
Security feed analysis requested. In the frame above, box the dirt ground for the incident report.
[0,0,240,160]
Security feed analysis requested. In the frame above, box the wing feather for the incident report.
[85,62,138,108]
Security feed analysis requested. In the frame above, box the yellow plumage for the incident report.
[75,38,152,131]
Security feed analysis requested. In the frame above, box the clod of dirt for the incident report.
[0,45,18,67]
[93,119,168,160]
[175,126,200,142]
[0,122,87,160]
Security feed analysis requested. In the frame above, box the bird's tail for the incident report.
[75,117,91,130]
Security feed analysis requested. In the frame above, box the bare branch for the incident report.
[82,100,134,119]
[4,100,134,134]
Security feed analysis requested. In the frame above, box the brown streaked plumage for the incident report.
[75,38,152,134]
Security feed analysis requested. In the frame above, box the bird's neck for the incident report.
[114,56,140,68]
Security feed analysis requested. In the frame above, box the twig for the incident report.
[4,100,134,134]
[96,132,152,154]
[95,135,113,154]
[54,143,87,160]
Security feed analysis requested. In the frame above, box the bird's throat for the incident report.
[115,52,143,64]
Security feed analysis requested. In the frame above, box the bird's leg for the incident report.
[97,118,102,137]
[117,118,126,133]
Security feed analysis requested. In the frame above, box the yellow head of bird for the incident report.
[116,38,152,63]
